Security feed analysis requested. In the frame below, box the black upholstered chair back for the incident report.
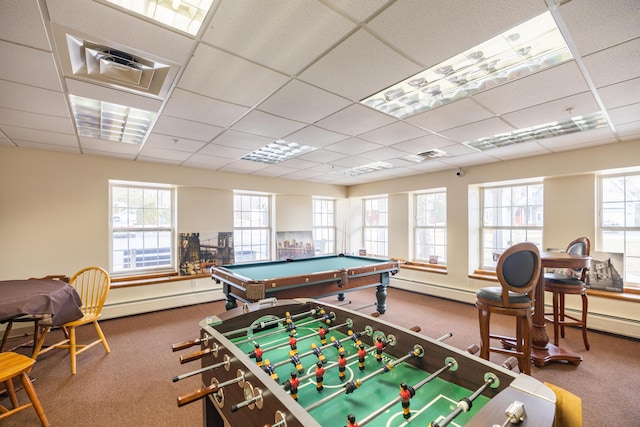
[566,237,590,280]
[496,242,541,305]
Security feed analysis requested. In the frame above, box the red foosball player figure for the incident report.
[315,361,325,391]
[283,371,300,401]
[318,325,328,345]
[249,343,264,367]
[338,351,347,381]
[262,359,279,384]
[289,332,298,354]
[357,343,366,371]
[375,336,387,362]
[311,343,327,364]
[345,413,360,427]
[399,382,416,419]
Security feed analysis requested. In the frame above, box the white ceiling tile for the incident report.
[163,89,249,127]
[608,103,640,126]
[538,126,616,151]
[407,99,495,133]
[358,121,428,145]
[0,80,67,117]
[219,160,269,174]
[323,0,391,22]
[324,138,383,156]
[315,104,395,136]
[152,115,224,142]
[440,117,515,143]
[258,80,351,124]
[137,146,192,162]
[391,134,457,154]
[0,108,74,134]
[0,0,51,50]
[2,125,76,146]
[358,146,410,162]
[14,139,79,153]
[210,130,274,151]
[297,149,346,164]
[231,110,306,139]
[179,44,290,107]
[598,78,640,110]
[143,133,206,153]
[298,28,422,101]
[79,137,139,156]
[285,125,349,148]
[582,38,640,89]
[0,42,62,91]
[502,92,600,129]
[203,0,356,75]
[182,154,233,169]
[559,0,640,56]
[198,143,249,159]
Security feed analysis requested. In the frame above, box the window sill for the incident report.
[467,270,639,303]
[110,272,210,289]
[394,259,447,275]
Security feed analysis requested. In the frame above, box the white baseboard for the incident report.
[390,278,640,340]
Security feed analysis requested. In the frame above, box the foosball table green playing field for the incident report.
[172,298,556,427]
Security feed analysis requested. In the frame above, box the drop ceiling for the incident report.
[0,0,638,186]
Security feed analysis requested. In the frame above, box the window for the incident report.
[110,182,174,275]
[415,190,447,264]
[599,173,640,287]
[363,197,388,257]
[481,183,543,268]
[313,198,336,255]
[234,193,271,262]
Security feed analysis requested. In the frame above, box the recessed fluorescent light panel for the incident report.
[104,0,214,35]
[241,140,316,164]
[69,94,157,145]
[464,112,608,151]
[361,12,573,119]
[332,161,393,176]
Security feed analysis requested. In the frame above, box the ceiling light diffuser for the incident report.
[361,12,573,119]
[104,0,214,35]
[69,94,157,145]
[241,140,316,164]
[463,111,608,151]
[332,161,393,176]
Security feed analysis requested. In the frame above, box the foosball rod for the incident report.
[431,372,500,427]
[172,354,231,382]
[357,357,459,426]
[272,329,369,369]
[234,312,336,347]
[304,344,424,412]
[224,307,323,339]
[257,317,346,354]
[176,370,245,407]
[293,342,376,383]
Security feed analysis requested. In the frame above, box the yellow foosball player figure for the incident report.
[262,359,279,384]
[399,382,415,419]
[311,343,327,364]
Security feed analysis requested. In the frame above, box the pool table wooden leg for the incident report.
[376,284,387,314]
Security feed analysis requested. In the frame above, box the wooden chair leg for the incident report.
[1,322,13,352]
[552,290,560,347]
[69,327,77,375]
[94,321,111,353]
[559,293,566,338]
[4,378,19,409]
[20,372,49,427]
[478,309,490,361]
[581,293,590,350]
[522,314,532,375]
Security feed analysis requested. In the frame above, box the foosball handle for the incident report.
[177,383,219,407]
[467,344,480,355]
[502,356,519,371]
[180,348,211,364]
[172,338,202,351]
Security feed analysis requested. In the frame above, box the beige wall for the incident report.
[1,138,639,337]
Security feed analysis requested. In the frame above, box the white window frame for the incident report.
[598,172,640,288]
[233,192,272,262]
[312,198,336,255]
[414,189,447,264]
[480,182,543,269]
[363,196,388,257]
[109,181,175,275]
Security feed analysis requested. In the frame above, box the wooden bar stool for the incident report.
[544,237,591,350]
[476,242,542,375]
[0,352,49,426]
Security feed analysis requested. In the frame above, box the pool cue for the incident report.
[176,369,245,407]
[223,307,321,338]
[357,356,459,426]
[431,372,500,427]
[304,344,424,412]
[172,354,231,382]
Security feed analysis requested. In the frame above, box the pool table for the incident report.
[211,254,399,314]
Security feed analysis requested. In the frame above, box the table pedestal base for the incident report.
[532,344,582,367]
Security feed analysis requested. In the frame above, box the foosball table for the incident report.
[173,298,555,426]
